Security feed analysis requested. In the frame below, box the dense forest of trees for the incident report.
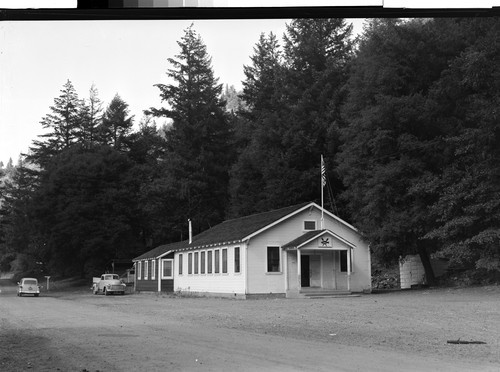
[0,18,499,281]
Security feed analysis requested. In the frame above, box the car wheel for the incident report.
[104,288,109,296]
[19,293,22,297]
[35,294,39,297]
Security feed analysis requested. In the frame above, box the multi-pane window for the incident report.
[151,260,156,280]
[194,252,199,274]
[188,253,193,275]
[207,251,213,274]
[201,251,206,274]
[304,221,316,230]
[222,249,228,274]
[162,259,173,279]
[144,260,149,279]
[214,249,220,274]
[137,261,142,280]
[234,247,240,273]
[179,254,183,275]
[267,247,280,272]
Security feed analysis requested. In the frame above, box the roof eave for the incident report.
[174,240,243,252]
[242,202,316,241]
[242,202,359,242]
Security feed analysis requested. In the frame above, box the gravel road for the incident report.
[1,283,499,371]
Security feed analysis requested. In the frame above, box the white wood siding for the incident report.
[247,207,371,294]
[174,244,246,294]
[171,205,371,295]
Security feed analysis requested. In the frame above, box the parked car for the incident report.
[17,278,41,297]
[92,274,126,295]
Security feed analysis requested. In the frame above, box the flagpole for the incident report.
[321,155,325,230]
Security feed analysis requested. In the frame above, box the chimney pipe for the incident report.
[188,219,192,244]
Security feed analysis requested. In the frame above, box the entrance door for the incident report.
[300,255,310,287]
[310,255,321,287]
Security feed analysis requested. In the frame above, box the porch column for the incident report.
[297,250,301,290]
[284,250,288,291]
[347,248,351,291]
[158,259,161,292]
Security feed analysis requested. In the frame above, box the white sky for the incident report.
[0,19,365,166]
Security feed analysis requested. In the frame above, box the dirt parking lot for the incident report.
[1,283,499,371]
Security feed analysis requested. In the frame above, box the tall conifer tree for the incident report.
[100,94,134,151]
[28,80,82,167]
[228,32,285,217]
[336,18,500,280]
[79,84,103,149]
[230,19,353,217]
[148,25,232,236]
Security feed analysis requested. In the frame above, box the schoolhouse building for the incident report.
[133,202,371,298]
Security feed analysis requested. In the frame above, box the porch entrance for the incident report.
[300,254,321,288]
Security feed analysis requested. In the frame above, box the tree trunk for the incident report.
[417,241,436,286]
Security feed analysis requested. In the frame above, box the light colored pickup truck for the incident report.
[92,274,126,295]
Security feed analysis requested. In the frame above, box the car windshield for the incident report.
[23,279,37,285]
[104,275,119,280]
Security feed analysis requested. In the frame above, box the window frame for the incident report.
[178,253,183,275]
[137,261,142,280]
[201,251,206,274]
[222,248,228,274]
[194,252,199,274]
[188,252,193,275]
[144,260,149,280]
[339,250,353,273]
[161,259,174,279]
[304,220,316,230]
[151,259,156,280]
[267,246,281,273]
[214,249,220,274]
[234,247,240,274]
[207,250,213,274]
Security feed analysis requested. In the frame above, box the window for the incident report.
[188,253,193,274]
[144,260,149,280]
[137,261,142,280]
[194,252,199,274]
[222,249,228,273]
[179,254,183,275]
[234,247,240,273]
[267,247,280,272]
[201,251,206,274]
[304,221,316,230]
[207,251,213,274]
[214,249,220,274]
[161,259,173,279]
[340,250,353,273]
[151,260,156,280]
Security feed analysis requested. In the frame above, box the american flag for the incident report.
[321,155,326,188]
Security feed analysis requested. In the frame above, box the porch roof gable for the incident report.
[282,229,356,250]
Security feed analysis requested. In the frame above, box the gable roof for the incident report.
[134,241,186,261]
[191,202,312,247]
[282,229,356,250]
[134,202,309,260]
[133,202,358,261]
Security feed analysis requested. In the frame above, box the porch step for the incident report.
[301,290,354,298]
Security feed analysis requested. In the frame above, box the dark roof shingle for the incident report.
[134,202,312,260]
